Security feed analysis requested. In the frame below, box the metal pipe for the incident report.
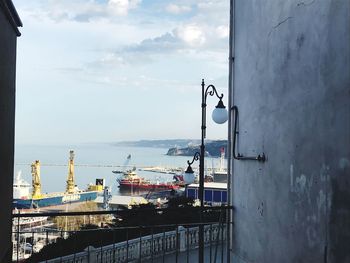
[231,106,266,162]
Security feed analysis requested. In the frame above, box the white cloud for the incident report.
[108,0,141,16]
[166,3,191,15]
[15,0,142,23]
[90,21,229,69]
[216,25,229,38]
[175,24,206,46]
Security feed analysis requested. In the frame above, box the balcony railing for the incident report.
[12,206,232,263]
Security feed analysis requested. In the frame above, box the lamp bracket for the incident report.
[187,152,200,166]
[205,84,224,102]
[231,106,266,163]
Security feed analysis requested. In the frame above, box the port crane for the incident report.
[112,154,132,174]
[66,150,75,194]
[31,160,42,199]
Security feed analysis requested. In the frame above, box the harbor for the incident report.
[12,145,228,261]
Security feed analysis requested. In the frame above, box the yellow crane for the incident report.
[31,160,42,199]
[66,150,76,194]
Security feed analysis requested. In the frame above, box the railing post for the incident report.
[32,231,34,257]
[139,227,142,263]
[112,228,116,262]
[73,231,76,262]
[86,246,95,263]
[178,226,186,252]
[175,225,179,263]
[100,229,103,263]
[60,231,63,263]
[126,228,129,262]
[87,244,90,263]
[162,228,165,262]
[151,227,154,262]
[186,228,190,263]
[210,224,213,263]
[17,215,20,262]
[221,222,224,263]
[46,230,49,246]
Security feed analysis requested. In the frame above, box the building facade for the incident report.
[187,182,228,206]
[0,0,21,261]
[228,1,350,262]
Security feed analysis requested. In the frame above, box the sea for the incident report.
[14,144,223,196]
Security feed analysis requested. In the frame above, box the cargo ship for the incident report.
[116,169,182,190]
[13,151,104,209]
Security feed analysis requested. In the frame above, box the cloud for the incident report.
[18,0,229,78]
[216,25,229,39]
[108,0,141,16]
[126,32,182,53]
[17,0,142,23]
[88,32,182,68]
[175,24,206,46]
[90,21,228,69]
[165,4,191,15]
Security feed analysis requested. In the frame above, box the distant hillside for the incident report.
[112,139,201,149]
[166,140,227,157]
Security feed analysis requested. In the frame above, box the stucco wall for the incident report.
[0,4,18,262]
[230,0,350,262]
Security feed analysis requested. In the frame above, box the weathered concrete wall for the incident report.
[0,1,19,261]
[230,0,350,262]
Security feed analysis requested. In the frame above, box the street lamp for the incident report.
[183,152,200,184]
[185,79,228,262]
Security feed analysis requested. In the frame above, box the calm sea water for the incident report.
[14,144,222,195]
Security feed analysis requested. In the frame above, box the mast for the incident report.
[31,160,42,198]
[66,150,75,194]
[219,147,225,172]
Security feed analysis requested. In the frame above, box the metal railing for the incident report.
[12,206,232,263]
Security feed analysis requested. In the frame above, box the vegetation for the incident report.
[166,140,227,157]
[54,202,111,231]
[113,139,201,148]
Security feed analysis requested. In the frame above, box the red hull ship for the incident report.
[117,170,182,190]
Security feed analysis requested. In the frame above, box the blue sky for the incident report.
[13,0,229,145]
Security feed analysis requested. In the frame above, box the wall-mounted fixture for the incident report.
[231,106,266,162]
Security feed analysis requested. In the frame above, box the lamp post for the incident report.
[184,79,228,262]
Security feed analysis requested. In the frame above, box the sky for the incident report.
[13,0,230,145]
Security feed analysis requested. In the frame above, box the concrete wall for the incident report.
[230,1,350,262]
[0,1,20,261]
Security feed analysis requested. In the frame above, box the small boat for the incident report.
[12,208,49,230]
[116,169,181,190]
